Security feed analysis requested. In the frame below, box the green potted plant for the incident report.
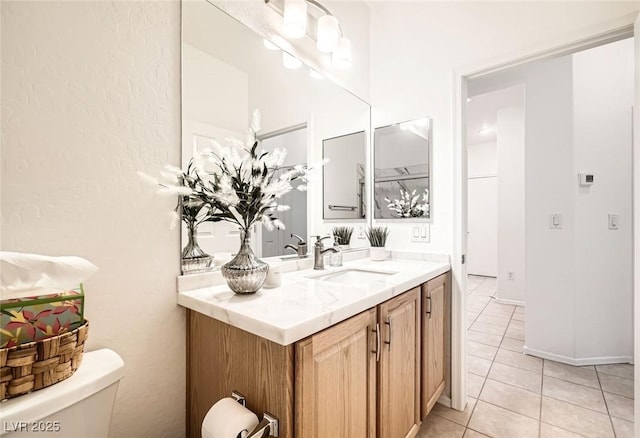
[365,226,390,261]
[332,226,354,248]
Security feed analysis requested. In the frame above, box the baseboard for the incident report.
[494,297,525,307]
[523,346,633,366]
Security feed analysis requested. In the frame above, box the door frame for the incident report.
[450,14,638,411]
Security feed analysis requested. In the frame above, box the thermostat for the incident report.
[579,172,594,186]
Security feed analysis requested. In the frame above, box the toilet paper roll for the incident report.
[202,397,259,438]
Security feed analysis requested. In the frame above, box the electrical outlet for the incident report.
[356,225,366,239]
[507,272,515,281]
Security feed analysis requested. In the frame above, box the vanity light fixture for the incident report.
[317,14,339,53]
[266,0,352,70]
[283,0,308,39]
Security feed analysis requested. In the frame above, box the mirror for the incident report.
[373,118,432,220]
[322,131,367,220]
[181,0,370,267]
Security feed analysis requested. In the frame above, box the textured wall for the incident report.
[1,2,185,437]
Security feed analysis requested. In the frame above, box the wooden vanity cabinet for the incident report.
[421,272,449,418]
[295,308,377,437]
[186,272,450,438]
[377,288,421,438]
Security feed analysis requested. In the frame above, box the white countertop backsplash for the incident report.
[177,251,450,345]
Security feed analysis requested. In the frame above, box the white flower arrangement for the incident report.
[140,110,320,233]
[384,188,430,218]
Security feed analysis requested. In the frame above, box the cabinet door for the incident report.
[378,288,421,438]
[295,308,377,437]
[422,274,447,418]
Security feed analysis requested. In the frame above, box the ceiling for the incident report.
[466,85,524,145]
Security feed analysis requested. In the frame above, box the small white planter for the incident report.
[369,247,386,261]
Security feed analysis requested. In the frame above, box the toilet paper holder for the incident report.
[231,391,279,438]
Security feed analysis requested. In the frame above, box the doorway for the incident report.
[453,35,636,437]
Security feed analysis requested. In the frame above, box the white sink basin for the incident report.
[308,268,397,285]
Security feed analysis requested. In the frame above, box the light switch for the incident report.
[411,225,430,243]
[608,214,619,230]
[550,214,562,229]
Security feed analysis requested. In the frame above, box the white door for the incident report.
[467,176,498,277]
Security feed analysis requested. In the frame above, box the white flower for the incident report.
[276,205,291,212]
[272,219,285,230]
[264,148,287,168]
[261,215,274,231]
[263,178,293,198]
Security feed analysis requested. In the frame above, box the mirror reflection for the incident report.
[258,125,308,257]
[181,0,370,268]
[322,131,367,220]
[374,118,432,219]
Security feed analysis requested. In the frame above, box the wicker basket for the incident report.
[0,320,89,401]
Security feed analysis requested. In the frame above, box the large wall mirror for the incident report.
[373,118,432,220]
[181,0,371,267]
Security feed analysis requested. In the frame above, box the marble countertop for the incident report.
[177,254,450,345]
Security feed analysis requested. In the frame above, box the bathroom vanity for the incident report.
[179,256,450,438]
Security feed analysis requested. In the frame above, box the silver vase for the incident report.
[181,222,213,274]
[222,228,269,294]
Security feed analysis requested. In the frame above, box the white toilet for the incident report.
[0,349,125,438]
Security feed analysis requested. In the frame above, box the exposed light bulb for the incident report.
[263,39,279,51]
[331,37,352,70]
[283,0,307,39]
[317,15,339,53]
[466,97,472,103]
[479,125,493,135]
[309,69,324,80]
[283,52,302,69]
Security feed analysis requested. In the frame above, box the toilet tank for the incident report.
[0,349,125,438]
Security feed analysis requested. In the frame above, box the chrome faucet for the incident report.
[312,235,338,270]
[284,234,308,258]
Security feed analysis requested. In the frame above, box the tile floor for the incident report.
[417,275,635,438]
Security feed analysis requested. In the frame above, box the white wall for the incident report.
[572,39,634,361]
[467,142,497,277]
[369,1,640,254]
[1,2,184,438]
[470,39,634,364]
[467,143,497,178]
[496,105,526,305]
